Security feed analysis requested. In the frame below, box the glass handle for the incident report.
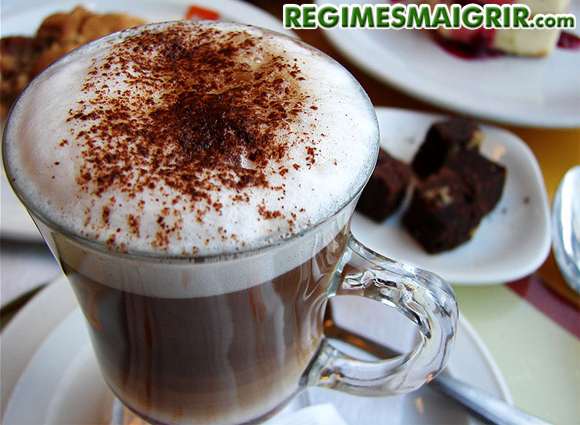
[303,233,458,395]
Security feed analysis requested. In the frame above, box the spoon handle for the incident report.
[430,374,552,425]
[325,323,552,425]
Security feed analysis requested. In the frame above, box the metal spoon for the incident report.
[552,165,580,294]
[324,317,551,425]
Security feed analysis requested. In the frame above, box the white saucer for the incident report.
[2,277,511,425]
[0,0,291,241]
[319,0,580,128]
[352,107,551,285]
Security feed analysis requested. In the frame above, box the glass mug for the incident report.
[3,23,458,425]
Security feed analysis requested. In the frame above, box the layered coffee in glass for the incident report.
[3,21,457,425]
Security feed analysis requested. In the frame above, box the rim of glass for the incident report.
[2,20,379,264]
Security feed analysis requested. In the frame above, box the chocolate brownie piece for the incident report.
[356,149,412,222]
[403,168,484,253]
[446,150,507,214]
[412,118,483,178]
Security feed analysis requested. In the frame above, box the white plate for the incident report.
[319,0,580,128]
[0,0,291,241]
[2,278,511,425]
[0,276,76,416]
[351,107,551,285]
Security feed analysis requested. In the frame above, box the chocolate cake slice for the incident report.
[446,150,507,215]
[403,168,484,253]
[412,118,483,178]
[356,149,412,222]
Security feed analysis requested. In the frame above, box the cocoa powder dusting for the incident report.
[66,23,317,249]
[127,214,140,237]
[257,202,283,220]
[101,206,111,225]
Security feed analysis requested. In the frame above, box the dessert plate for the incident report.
[2,277,511,425]
[0,0,291,241]
[319,0,580,128]
[351,107,551,285]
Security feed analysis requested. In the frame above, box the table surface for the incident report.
[1,1,579,424]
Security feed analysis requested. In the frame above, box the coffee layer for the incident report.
[67,227,347,425]
[4,21,378,255]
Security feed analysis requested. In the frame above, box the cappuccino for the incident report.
[4,21,379,425]
[5,21,377,257]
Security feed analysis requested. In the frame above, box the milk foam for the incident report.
[4,21,378,259]
[44,205,352,298]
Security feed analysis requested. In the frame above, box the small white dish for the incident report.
[319,0,580,128]
[351,107,551,285]
[1,278,511,425]
[0,0,292,241]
